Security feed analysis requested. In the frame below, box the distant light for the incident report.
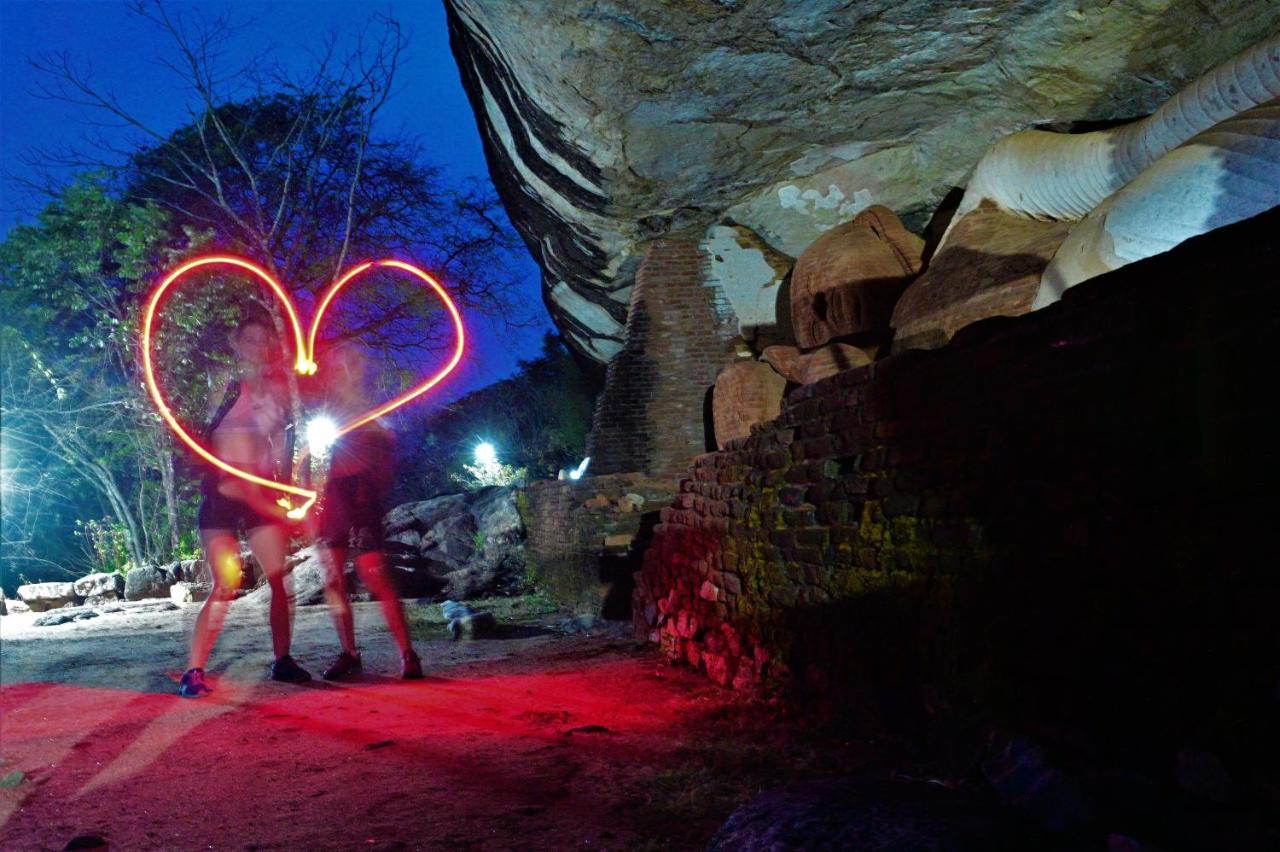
[568,456,591,480]
[475,442,497,465]
[307,416,339,456]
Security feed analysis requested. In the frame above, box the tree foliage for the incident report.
[0,175,189,582]
[393,334,599,502]
[1,4,546,592]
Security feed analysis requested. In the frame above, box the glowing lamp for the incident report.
[306,416,340,456]
[141,255,466,517]
[474,442,497,466]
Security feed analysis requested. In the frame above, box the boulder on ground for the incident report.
[73,572,124,604]
[16,582,79,613]
[384,487,527,600]
[124,565,176,601]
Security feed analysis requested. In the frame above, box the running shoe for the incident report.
[322,651,363,681]
[178,667,211,698]
[269,654,313,683]
[401,648,424,680]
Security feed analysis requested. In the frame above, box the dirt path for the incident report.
[0,599,802,851]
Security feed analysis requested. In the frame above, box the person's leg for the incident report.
[352,550,413,655]
[188,529,243,670]
[320,545,357,656]
[246,523,291,660]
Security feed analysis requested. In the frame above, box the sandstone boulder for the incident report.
[16,582,79,613]
[791,206,924,348]
[712,361,787,449]
[762,343,872,385]
[891,202,1072,352]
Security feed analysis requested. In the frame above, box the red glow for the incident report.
[141,255,466,515]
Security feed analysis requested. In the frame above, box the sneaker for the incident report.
[269,654,313,683]
[178,667,211,698]
[400,649,424,680]
[322,651,362,681]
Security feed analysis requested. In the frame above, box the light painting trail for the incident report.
[141,255,466,518]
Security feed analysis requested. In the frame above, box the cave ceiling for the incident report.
[445,0,1280,363]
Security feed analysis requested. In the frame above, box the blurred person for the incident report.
[178,312,311,697]
[310,342,423,680]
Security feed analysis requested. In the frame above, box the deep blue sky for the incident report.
[0,0,553,397]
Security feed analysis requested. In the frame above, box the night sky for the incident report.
[0,0,554,398]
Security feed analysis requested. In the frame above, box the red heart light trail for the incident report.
[141,255,466,517]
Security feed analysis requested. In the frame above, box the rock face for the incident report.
[384,487,527,600]
[446,0,1280,362]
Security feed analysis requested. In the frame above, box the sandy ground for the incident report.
[0,597,820,851]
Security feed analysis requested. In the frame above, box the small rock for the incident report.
[170,581,212,604]
[441,599,498,639]
[624,493,646,508]
[583,495,610,509]
[3,596,30,615]
[981,730,1093,831]
[123,565,176,601]
[1175,747,1234,803]
[615,497,636,513]
[34,607,100,627]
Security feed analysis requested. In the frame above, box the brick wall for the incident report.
[586,240,739,476]
[635,209,1280,763]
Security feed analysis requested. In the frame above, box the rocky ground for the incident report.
[0,595,877,851]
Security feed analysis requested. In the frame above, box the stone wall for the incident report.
[634,209,1280,762]
[519,474,677,615]
[586,240,739,476]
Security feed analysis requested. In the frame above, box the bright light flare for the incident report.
[306,416,340,456]
[568,456,591,480]
[474,442,497,466]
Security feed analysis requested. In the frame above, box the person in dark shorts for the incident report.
[179,314,312,698]
[312,343,423,680]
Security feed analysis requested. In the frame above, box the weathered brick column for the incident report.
[586,240,738,476]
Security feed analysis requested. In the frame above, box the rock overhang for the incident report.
[446,0,1280,362]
